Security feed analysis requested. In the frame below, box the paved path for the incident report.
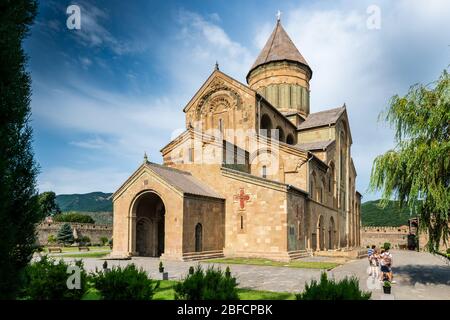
[65,250,450,300]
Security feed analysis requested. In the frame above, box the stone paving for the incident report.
[65,250,450,300]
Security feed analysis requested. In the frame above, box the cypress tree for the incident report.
[0,0,42,298]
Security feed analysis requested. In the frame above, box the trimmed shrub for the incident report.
[100,237,109,246]
[296,272,371,300]
[57,223,74,245]
[54,212,95,224]
[446,248,450,255]
[174,265,239,300]
[47,234,57,244]
[383,242,391,250]
[20,256,88,300]
[90,264,159,300]
[78,236,91,245]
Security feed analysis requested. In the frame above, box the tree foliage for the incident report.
[53,212,95,224]
[38,191,61,216]
[370,69,450,251]
[296,272,371,300]
[174,265,239,300]
[57,223,74,245]
[0,0,41,298]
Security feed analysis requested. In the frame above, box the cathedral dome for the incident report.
[247,20,312,115]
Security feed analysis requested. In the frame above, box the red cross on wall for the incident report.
[234,188,250,209]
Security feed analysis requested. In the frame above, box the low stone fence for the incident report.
[37,222,112,246]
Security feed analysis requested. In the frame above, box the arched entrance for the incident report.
[328,217,335,249]
[133,191,165,257]
[195,223,203,252]
[317,215,325,251]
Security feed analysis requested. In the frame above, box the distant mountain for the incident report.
[56,193,414,227]
[361,200,415,227]
[56,192,113,212]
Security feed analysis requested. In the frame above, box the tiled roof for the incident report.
[247,21,311,77]
[146,162,224,199]
[297,106,346,130]
[295,140,335,151]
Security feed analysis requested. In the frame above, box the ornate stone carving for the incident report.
[195,78,242,119]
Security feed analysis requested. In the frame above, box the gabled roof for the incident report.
[183,69,254,113]
[247,21,311,80]
[297,106,346,130]
[296,140,335,151]
[146,162,224,199]
[113,162,224,200]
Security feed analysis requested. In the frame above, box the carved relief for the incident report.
[194,78,242,120]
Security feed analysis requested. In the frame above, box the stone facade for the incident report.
[112,20,362,261]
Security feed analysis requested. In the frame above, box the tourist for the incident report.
[379,249,386,281]
[381,247,395,283]
[369,248,379,278]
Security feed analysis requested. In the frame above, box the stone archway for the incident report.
[133,191,165,257]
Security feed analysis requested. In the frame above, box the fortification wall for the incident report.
[361,225,409,249]
[36,222,112,245]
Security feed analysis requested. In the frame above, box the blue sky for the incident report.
[27,0,450,199]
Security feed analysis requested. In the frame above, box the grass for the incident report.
[82,280,295,300]
[205,257,340,270]
[60,251,110,258]
[42,246,111,253]
[40,246,111,258]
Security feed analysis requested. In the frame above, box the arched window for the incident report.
[195,223,202,252]
[262,165,267,179]
[218,118,223,134]
[260,114,273,138]
[276,126,285,142]
[286,134,295,145]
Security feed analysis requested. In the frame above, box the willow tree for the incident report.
[370,69,449,252]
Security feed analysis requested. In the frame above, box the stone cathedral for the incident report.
[111,20,362,261]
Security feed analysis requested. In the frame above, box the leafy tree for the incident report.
[370,69,450,252]
[100,237,108,246]
[0,0,41,298]
[53,212,95,224]
[57,223,74,245]
[38,191,61,216]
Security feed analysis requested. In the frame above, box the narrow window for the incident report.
[240,216,244,230]
[218,118,223,134]
[188,148,193,162]
[262,165,267,178]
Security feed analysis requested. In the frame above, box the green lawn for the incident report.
[41,246,111,258]
[205,257,339,270]
[42,246,111,253]
[82,280,295,300]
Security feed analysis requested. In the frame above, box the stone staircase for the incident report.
[182,250,224,261]
[287,250,311,260]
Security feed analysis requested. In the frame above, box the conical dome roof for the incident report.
[247,21,312,81]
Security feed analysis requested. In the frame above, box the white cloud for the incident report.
[33,2,450,197]
[38,166,129,194]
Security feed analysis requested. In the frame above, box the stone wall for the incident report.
[37,222,112,245]
[360,226,409,249]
